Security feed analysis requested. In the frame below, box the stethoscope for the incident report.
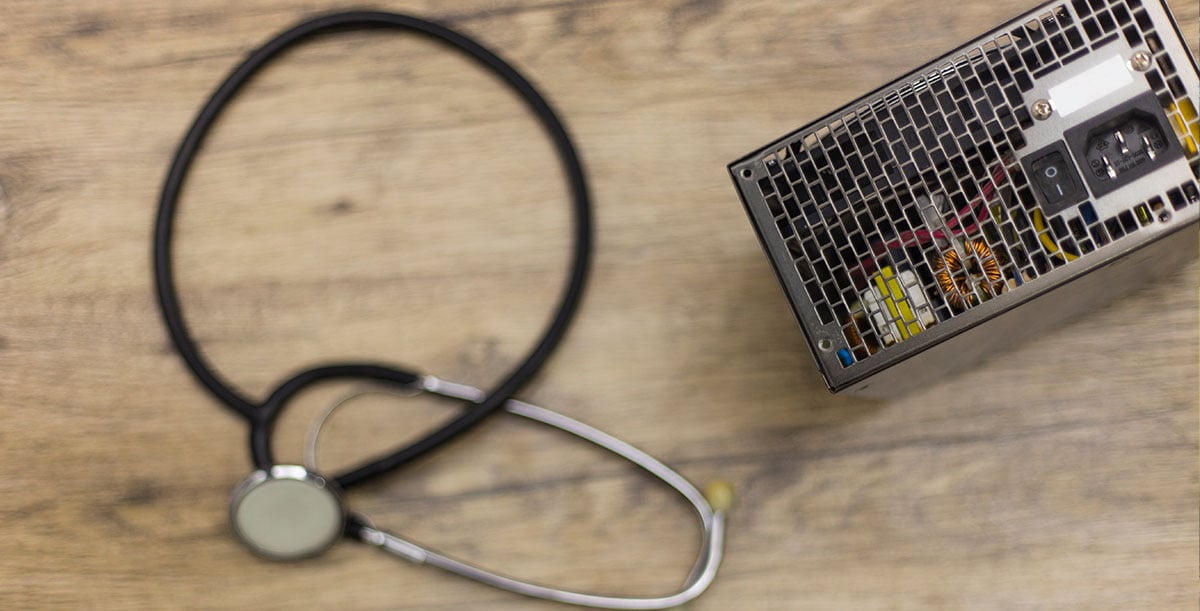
[153,10,729,609]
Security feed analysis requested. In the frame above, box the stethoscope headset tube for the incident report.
[154,10,591,487]
[154,10,728,609]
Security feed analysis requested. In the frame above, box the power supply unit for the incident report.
[729,0,1199,397]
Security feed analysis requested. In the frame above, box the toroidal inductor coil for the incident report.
[930,239,1005,309]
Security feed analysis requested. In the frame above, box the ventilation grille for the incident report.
[749,0,1200,369]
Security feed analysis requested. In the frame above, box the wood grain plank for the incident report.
[0,0,1194,608]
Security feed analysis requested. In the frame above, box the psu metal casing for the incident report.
[729,0,1199,397]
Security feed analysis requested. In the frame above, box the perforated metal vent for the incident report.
[730,0,1200,391]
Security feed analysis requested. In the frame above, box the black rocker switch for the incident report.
[1021,142,1086,215]
[1032,152,1077,204]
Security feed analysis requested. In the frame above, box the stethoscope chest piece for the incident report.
[229,465,345,561]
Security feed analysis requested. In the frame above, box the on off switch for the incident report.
[1032,152,1077,204]
[1020,142,1087,215]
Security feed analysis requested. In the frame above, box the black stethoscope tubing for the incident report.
[153,10,592,491]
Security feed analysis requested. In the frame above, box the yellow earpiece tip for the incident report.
[703,480,735,512]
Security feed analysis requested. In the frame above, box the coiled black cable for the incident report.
[153,10,592,490]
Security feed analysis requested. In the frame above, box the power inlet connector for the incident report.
[1065,91,1184,197]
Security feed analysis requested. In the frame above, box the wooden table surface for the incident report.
[1,0,1196,608]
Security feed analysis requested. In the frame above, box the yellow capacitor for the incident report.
[1168,97,1200,155]
[871,266,924,341]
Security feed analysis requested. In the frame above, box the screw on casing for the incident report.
[1032,99,1053,120]
[1129,50,1152,72]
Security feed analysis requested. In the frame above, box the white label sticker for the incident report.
[1048,55,1135,117]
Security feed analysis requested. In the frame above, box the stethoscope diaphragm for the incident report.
[229,466,344,561]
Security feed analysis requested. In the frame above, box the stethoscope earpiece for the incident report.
[229,465,345,561]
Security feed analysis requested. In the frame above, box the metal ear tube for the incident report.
[302,378,731,610]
